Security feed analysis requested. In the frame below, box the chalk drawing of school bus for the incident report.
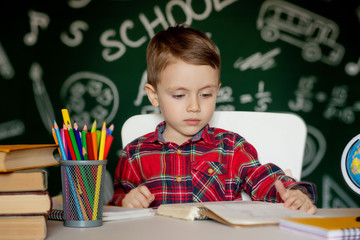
[257,0,345,66]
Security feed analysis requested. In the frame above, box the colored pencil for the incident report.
[83,147,88,160]
[73,121,84,160]
[60,128,69,160]
[98,122,107,161]
[91,120,98,160]
[63,123,72,160]
[64,165,85,220]
[62,109,72,128]
[53,121,67,160]
[51,126,62,159]
[64,126,76,161]
[108,123,114,136]
[68,123,82,161]
[103,123,114,159]
[103,135,113,160]
[85,132,95,160]
[92,122,108,220]
[92,162,103,220]
[96,130,101,150]
[81,124,88,152]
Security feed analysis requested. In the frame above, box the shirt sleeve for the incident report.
[233,135,317,204]
[111,147,141,206]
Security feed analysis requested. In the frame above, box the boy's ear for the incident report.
[145,83,159,107]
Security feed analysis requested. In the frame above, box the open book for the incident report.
[156,201,319,227]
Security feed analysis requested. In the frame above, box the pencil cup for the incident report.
[60,160,107,228]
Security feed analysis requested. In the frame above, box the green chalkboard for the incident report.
[1,0,359,207]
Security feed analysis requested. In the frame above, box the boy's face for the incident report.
[145,60,220,145]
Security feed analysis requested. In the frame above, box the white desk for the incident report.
[47,208,360,240]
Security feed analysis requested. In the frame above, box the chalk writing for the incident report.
[323,85,359,124]
[288,76,327,112]
[345,57,360,76]
[0,120,25,141]
[134,70,148,107]
[68,0,91,9]
[322,175,359,208]
[257,0,344,66]
[0,42,14,80]
[217,86,234,103]
[60,72,119,128]
[100,0,238,61]
[60,20,89,47]
[302,125,326,178]
[239,81,272,111]
[29,62,55,133]
[24,10,50,46]
[233,48,280,71]
[216,86,235,111]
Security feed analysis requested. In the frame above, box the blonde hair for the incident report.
[146,25,221,88]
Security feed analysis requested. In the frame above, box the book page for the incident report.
[201,201,319,225]
[103,206,155,216]
[102,206,155,221]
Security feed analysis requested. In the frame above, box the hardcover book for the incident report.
[0,169,47,192]
[0,144,59,172]
[0,191,52,216]
[0,215,46,240]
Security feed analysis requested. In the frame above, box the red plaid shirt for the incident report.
[112,122,316,208]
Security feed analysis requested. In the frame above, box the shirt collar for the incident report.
[146,121,216,145]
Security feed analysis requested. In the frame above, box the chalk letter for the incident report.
[100,29,126,62]
[60,20,89,47]
[134,70,148,107]
[120,20,147,48]
[139,6,169,38]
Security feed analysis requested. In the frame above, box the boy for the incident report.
[112,25,317,214]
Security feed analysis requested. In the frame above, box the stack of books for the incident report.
[0,144,59,240]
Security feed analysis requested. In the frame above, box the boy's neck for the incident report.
[162,131,191,146]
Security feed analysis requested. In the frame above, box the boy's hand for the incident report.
[122,185,155,208]
[275,180,317,215]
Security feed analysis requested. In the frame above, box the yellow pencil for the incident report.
[61,109,72,128]
[98,122,106,160]
[93,122,106,220]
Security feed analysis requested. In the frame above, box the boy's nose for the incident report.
[187,96,200,112]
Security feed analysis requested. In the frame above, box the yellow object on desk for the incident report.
[92,122,106,220]
[279,216,360,239]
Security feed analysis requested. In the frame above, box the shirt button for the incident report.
[177,149,181,154]
[176,176,182,183]
[208,168,214,174]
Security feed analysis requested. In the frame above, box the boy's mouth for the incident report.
[184,118,200,126]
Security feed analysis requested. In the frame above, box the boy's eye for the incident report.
[200,93,213,98]
[173,94,185,99]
